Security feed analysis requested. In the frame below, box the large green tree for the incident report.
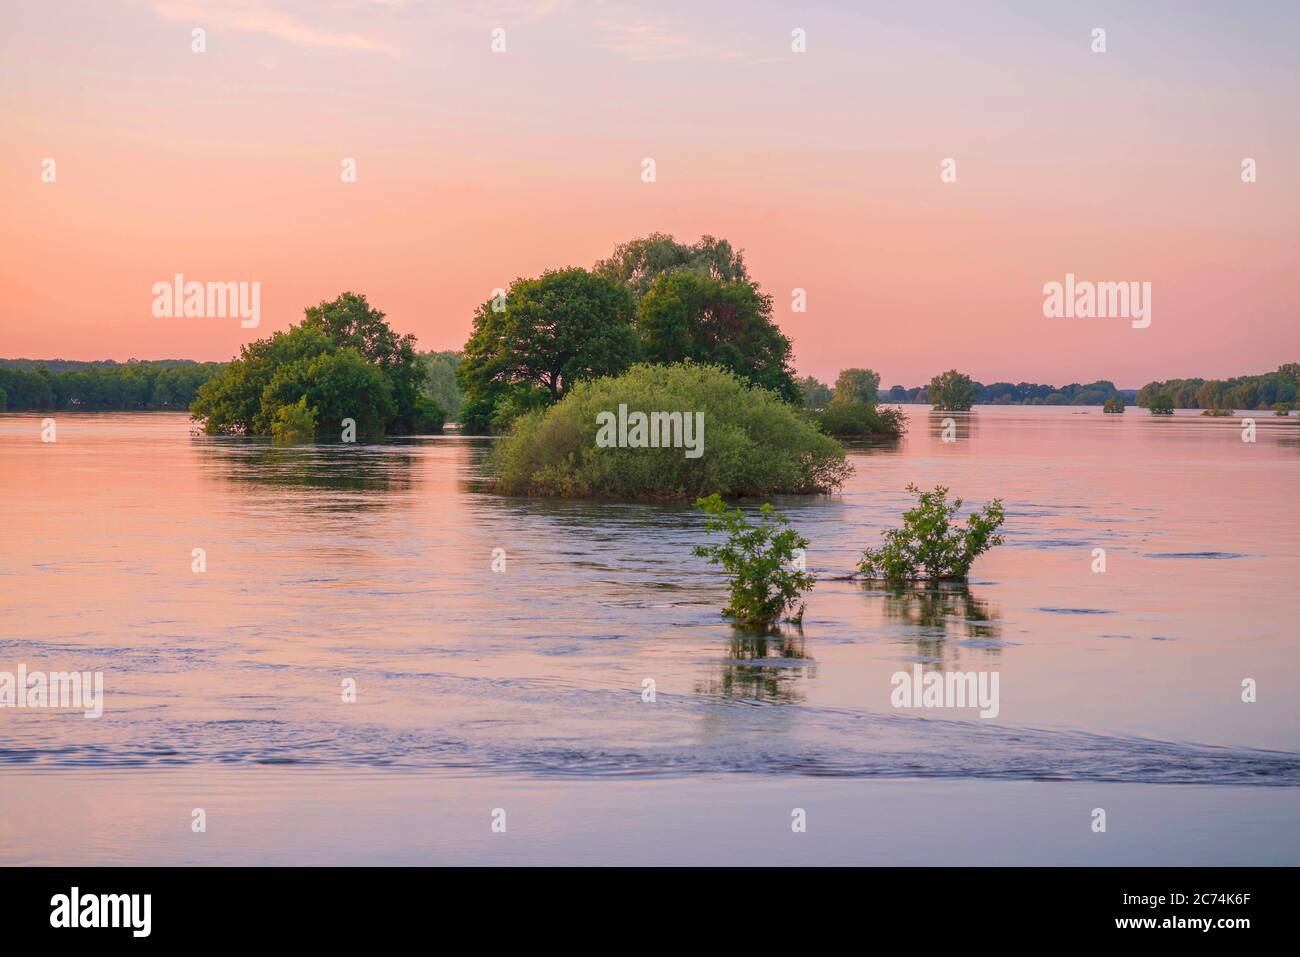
[457,268,638,433]
[190,292,438,437]
[637,271,798,402]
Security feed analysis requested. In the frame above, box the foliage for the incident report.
[0,360,223,411]
[489,362,852,499]
[457,268,638,434]
[1103,395,1124,413]
[832,368,881,405]
[637,271,799,402]
[420,350,462,422]
[1148,393,1175,415]
[858,484,1005,581]
[190,292,434,438]
[594,233,750,300]
[798,375,832,410]
[1273,403,1292,416]
[270,396,317,442]
[692,493,815,627]
[928,370,979,411]
[815,400,906,437]
[1136,364,1298,410]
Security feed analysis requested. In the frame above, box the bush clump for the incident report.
[490,362,851,498]
[858,484,1005,581]
[693,493,814,627]
[815,400,906,437]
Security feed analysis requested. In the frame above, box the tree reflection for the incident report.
[695,623,817,704]
[194,437,420,501]
[874,581,1001,664]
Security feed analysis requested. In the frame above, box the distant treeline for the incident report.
[0,359,225,412]
[1134,364,1298,410]
[880,380,1132,406]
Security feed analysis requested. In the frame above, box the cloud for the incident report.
[152,0,401,56]
[595,9,778,63]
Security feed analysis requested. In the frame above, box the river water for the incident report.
[1,406,1297,863]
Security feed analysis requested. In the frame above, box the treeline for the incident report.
[0,359,225,412]
[1135,364,1298,410]
[876,380,1129,406]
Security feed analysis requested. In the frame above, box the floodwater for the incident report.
[1,406,1297,864]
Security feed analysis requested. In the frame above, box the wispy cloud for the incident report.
[152,0,401,56]
[596,8,778,63]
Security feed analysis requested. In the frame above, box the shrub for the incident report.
[1103,395,1124,413]
[489,362,852,498]
[270,396,317,442]
[858,484,1005,581]
[1274,403,1292,417]
[929,370,978,411]
[692,493,814,627]
[815,400,906,437]
[1148,394,1175,415]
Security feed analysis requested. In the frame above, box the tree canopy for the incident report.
[928,370,979,412]
[190,292,441,438]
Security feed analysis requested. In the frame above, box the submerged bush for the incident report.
[1103,395,1124,413]
[693,493,814,627]
[858,484,1005,581]
[489,362,851,498]
[815,400,906,437]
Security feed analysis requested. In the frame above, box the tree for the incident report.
[637,271,798,402]
[1149,393,1175,415]
[594,233,749,300]
[302,292,424,433]
[798,375,832,409]
[458,268,638,433]
[420,351,462,421]
[858,484,1005,581]
[190,293,434,437]
[928,370,978,411]
[832,368,881,406]
[1103,395,1124,413]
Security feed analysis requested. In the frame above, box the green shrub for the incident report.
[1103,395,1124,413]
[692,493,814,627]
[1273,403,1292,416]
[270,396,317,442]
[489,362,852,498]
[815,400,906,437]
[858,484,1005,581]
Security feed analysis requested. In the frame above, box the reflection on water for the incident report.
[197,438,420,496]
[927,410,978,440]
[875,582,1002,665]
[695,625,817,703]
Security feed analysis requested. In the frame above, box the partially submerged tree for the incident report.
[693,493,815,627]
[928,370,979,412]
[858,484,1005,581]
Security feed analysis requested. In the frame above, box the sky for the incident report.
[1,0,1297,388]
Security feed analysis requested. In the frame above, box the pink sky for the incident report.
[2,0,1297,387]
